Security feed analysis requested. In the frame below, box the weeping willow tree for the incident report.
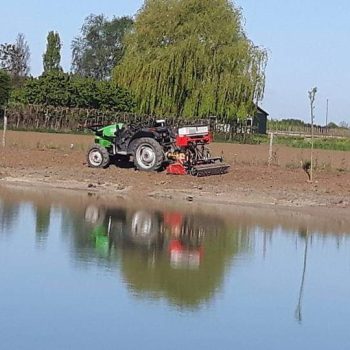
[114,0,267,119]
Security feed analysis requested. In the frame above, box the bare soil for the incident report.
[0,130,349,210]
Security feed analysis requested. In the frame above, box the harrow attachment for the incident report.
[190,162,230,177]
[166,125,230,177]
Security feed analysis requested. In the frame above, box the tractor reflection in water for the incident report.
[84,205,204,268]
[83,205,246,308]
[164,212,204,270]
[84,205,163,256]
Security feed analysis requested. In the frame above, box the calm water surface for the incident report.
[0,187,350,350]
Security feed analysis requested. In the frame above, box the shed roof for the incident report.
[256,106,269,116]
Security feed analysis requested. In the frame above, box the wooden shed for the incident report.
[253,106,269,134]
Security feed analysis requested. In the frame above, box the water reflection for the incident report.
[1,186,350,316]
[295,234,308,324]
[0,200,20,234]
[34,205,51,246]
[69,204,249,308]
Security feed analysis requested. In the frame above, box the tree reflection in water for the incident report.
[0,200,20,235]
[2,188,349,318]
[295,228,309,324]
[34,205,51,247]
[64,204,250,309]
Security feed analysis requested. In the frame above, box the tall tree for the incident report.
[43,31,62,73]
[0,33,30,83]
[71,14,133,80]
[0,69,11,107]
[114,0,267,118]
[14,33,30,77]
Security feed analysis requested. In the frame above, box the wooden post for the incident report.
[268,132,274,166]
[326,98,329,131]
[2,107,7,148]
[308,87,317,183]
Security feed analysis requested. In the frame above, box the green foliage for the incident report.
[214,132,268,144]
[268,118,325,130]
[215,132,350,151]
[96,80,135,111]
[268,118,309,130]
[72,14,133,80]
[25,71,70,106]
[0,69,11,107]
[9,86,27,104]
[20,71,134,111]
[280,119,307,127]
[276,136,350,151]
[43,31,62,72]
[114,0,267,118]
[268,119,349,134]
[69,76,99,109]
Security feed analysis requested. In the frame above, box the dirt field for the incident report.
[0,130,349,210]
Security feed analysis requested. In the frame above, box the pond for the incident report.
[0,186,349,350]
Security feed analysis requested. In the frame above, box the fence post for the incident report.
[308,87,317,183]
[2,107,7,148]
[268,132,274,166]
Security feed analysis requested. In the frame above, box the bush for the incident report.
[16,71,135,112]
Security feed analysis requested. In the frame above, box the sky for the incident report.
[1,0,350,124]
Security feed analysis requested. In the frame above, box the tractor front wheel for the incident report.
[132,138,164,172]
[87,144,110,168]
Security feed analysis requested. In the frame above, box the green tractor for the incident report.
[86,120,173,172]
[86,120,230,176]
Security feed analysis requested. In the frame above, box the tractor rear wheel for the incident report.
[131,138,164,172]
[87,144,110,168]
